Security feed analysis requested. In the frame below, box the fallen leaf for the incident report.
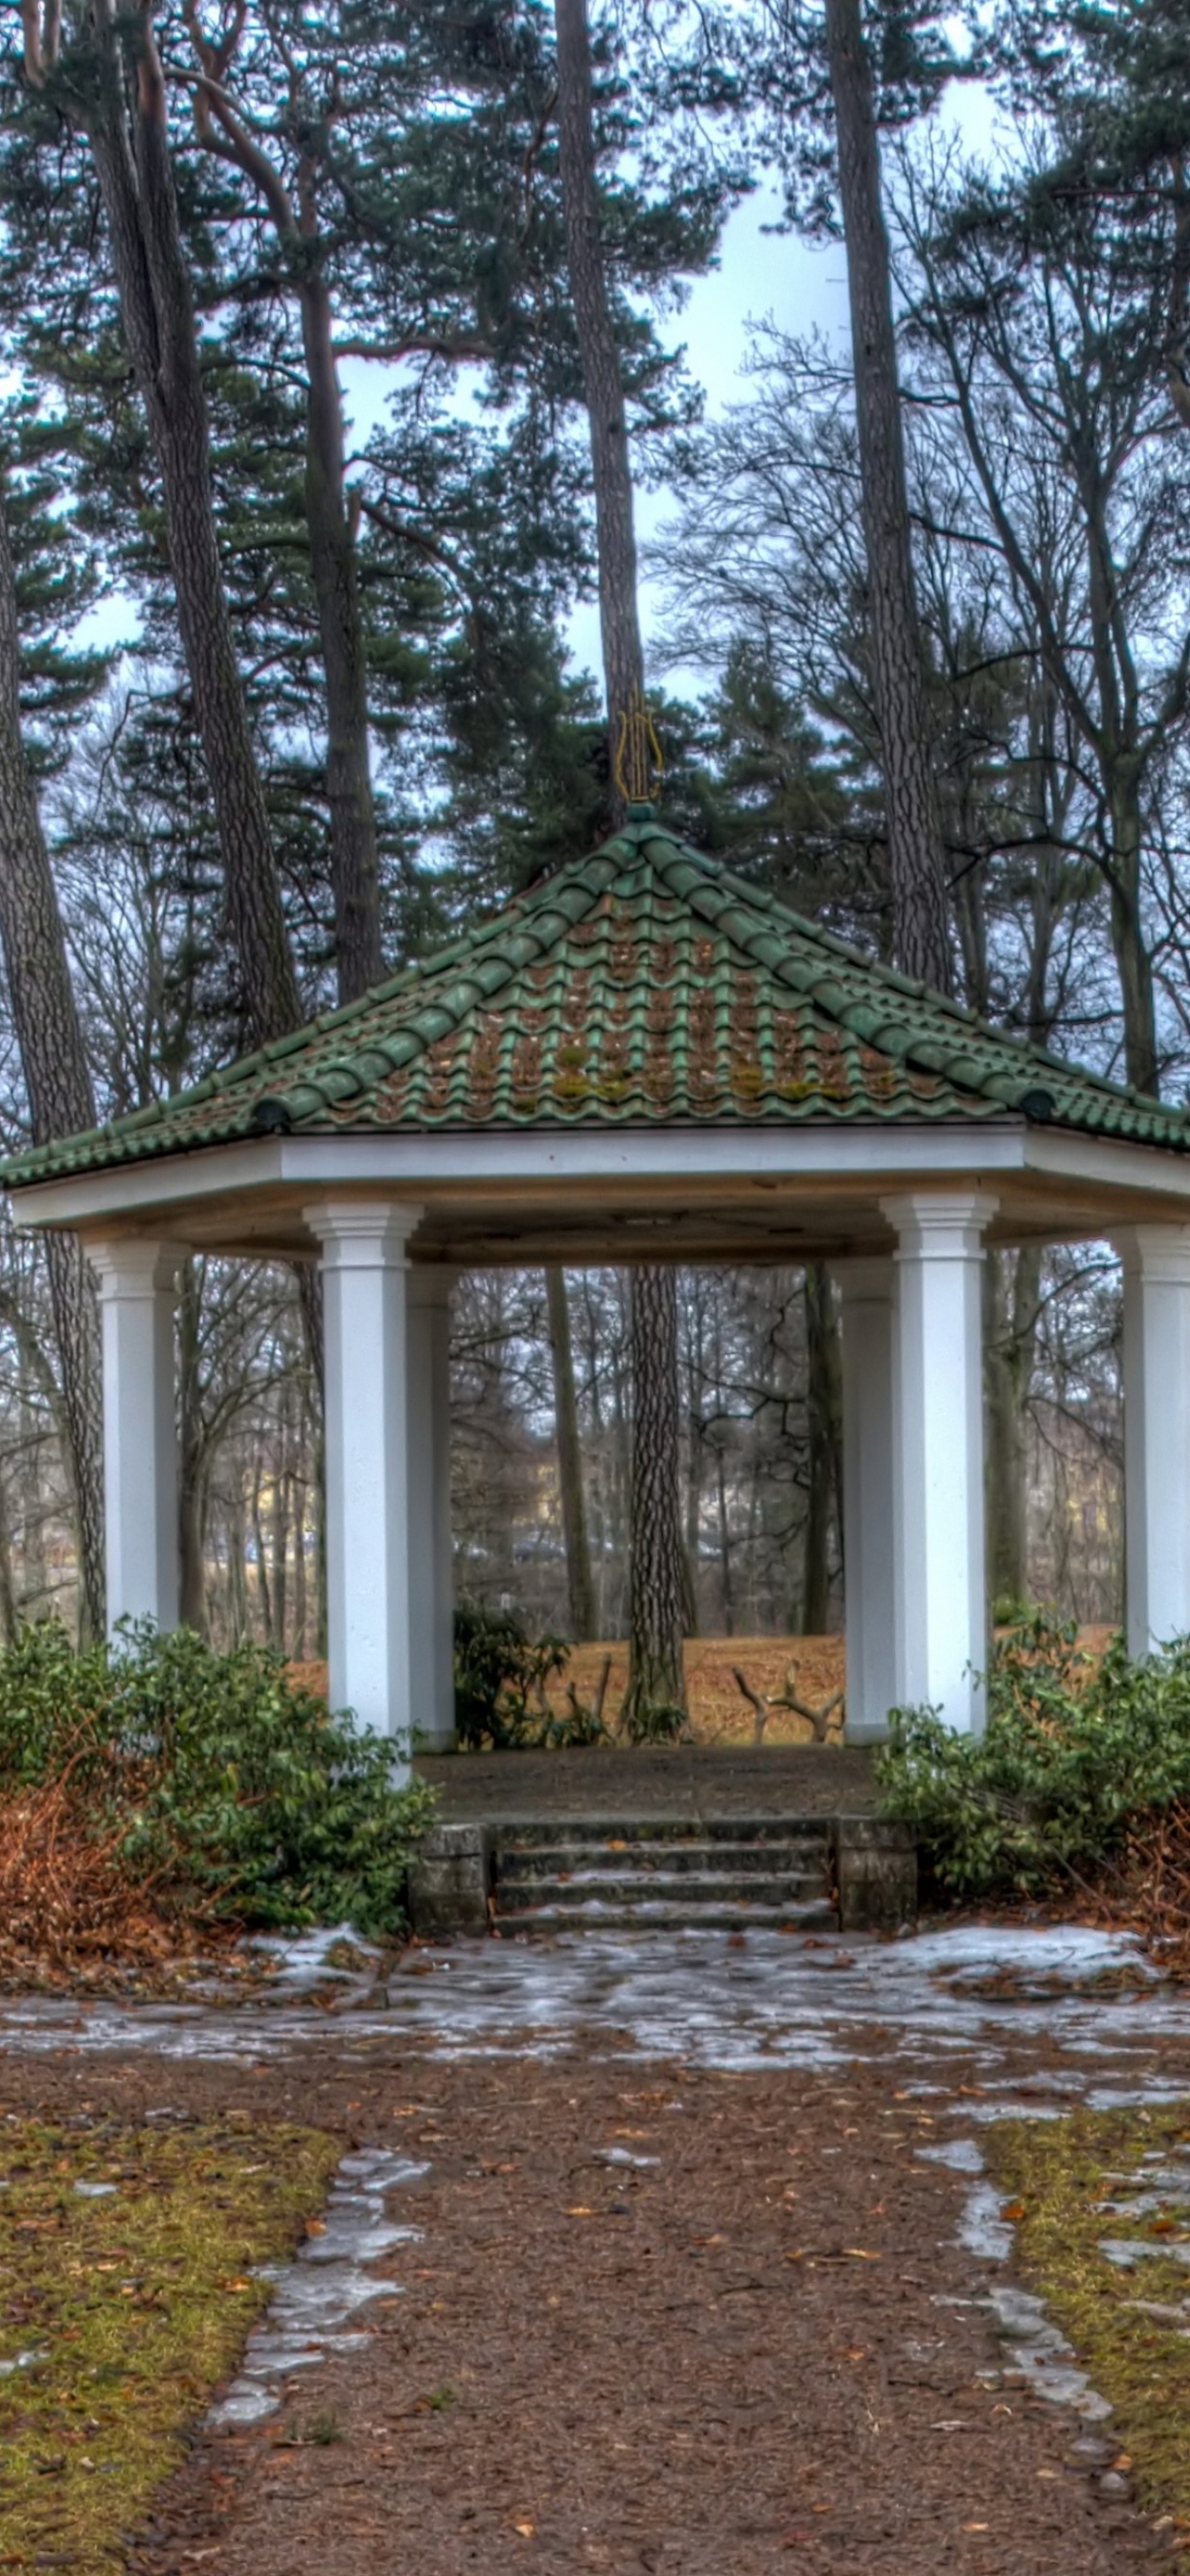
[999,2201,1026,2221]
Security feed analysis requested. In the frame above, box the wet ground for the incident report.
[416,1741,879,1823]
[2,1920,1188,2570]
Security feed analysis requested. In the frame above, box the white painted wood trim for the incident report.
[11,1117,1190,1240]
[308,1203,423,1771]
[87,1239,187,1639]
[1115,1225,1190,1656]
[3,1120,1027,1230]
[882,1192,995,1735]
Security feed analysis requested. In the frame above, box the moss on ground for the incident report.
[988,2101,1190,2518]
[0,2109,338,2568]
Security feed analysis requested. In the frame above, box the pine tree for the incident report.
[555,0,688,1724]
[0,472,104,1636]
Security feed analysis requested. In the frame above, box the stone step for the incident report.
[406,1813,915,1940]
[494,1867,829,1910]
[493,1895,839,1936]
[488,1814,833,1850]
[492,1838,831,1881]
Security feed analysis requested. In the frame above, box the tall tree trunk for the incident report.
[0,489,104,1639]
[1108,781,1158,1093]
[292,1461,308,1661]
[302,261,383,1001]
[800,1263,841,1634]
[81,0,300,1052]
[555,0,646,790]
[985,1246,1041,1613]
[824,0,951,992]
[716,1442,733,1636]
[271,1460,289,1655]
[252,1455,272,1643]
[179,30,384,1002]
[622,1263,686,1722]
[226,1486,248,1644]
[555,0,686,1717]
[17,1349,45,1615]
[545,1264,596,1641]
[0,1447,17,1644]
[177,1258,206,1631]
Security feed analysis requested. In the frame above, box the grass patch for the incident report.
[988,2100,1190,2518]
[0,2108,339,2568]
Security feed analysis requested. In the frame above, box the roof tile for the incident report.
[5,816,1189,1188]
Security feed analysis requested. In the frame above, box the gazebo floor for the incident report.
[414,1739,878,1825]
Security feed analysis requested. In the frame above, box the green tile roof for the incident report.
[5,816,1188,1188]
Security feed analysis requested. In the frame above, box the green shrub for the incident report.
[876,1613,1190,1898]
[621,1697,689,1747]
[452,1601,569,1749]
[0,1618,436,1935]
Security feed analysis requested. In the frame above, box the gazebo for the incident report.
[7,810,1190,1769]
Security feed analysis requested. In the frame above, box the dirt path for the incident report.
[0,1926,1182,2572]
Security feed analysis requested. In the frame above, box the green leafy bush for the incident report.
[621,1697,689,1747]
[0,1619,435,1934]
[452,1602,568,1749]
[877,1614,1190,1897]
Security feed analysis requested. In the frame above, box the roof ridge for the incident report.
[4,815,1188,1190]
[638,820,1169,1113]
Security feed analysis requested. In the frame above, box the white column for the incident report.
[1116,1225,1190,1657]
[406,1267,456,1748]
[87,1239,185,1638]
[881,1192,995,1735]
[306,1201,422,1767]
[835,1258,899,1744]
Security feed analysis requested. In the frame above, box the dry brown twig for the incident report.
[732,1663,845,1748]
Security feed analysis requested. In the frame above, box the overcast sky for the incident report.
[80,71,996,699]
[335,180,854,695]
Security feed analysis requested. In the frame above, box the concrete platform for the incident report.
[414,1741,880,1826]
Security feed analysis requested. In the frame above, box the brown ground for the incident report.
[290,1636,853,1744]
[0,2010,1172,2574]
[294,1627,1119,1747]
[418,1739,879,1823]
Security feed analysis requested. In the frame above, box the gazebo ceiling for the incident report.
[7,815,1190,1265]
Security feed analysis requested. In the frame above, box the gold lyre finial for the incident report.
[614,689,663,811]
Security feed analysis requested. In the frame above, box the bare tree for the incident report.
[900,143,1190,1094]
[822,0,950,989]
[23,0,301,1052]
[545,1265,596,1640]
[179,1,383,1001]
[555,0,686,1717]
[0,489,103,1636]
